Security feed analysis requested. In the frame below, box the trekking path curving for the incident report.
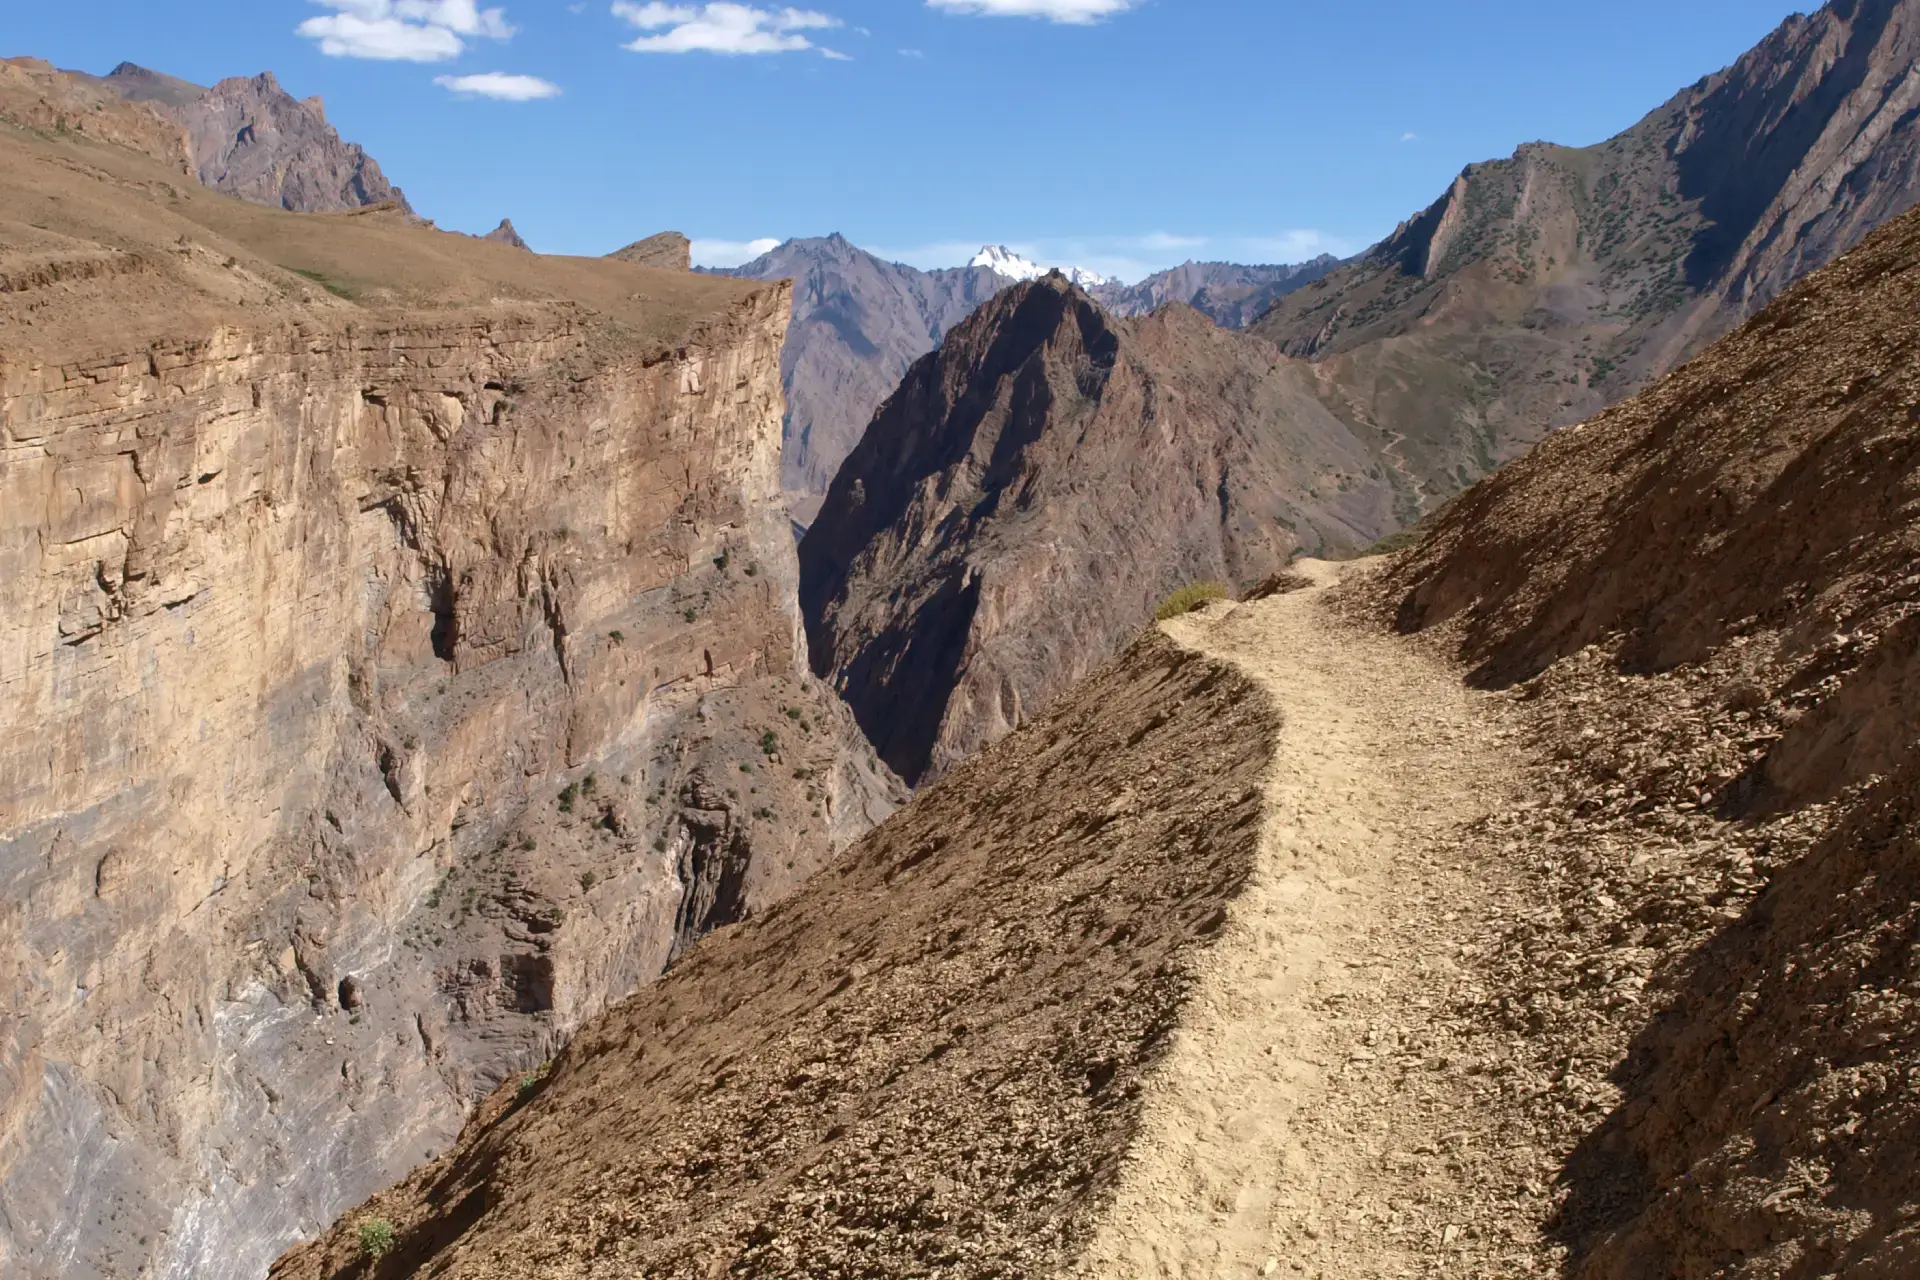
[1076,559,1552,1279]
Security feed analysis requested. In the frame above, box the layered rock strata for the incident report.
[0,71,897,1280]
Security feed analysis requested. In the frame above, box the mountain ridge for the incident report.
[1251,0,1920,513]
[714,236,1341,518]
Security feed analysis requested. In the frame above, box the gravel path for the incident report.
[1076,560,1555,1279]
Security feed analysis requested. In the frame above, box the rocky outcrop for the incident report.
[715,235,1010,522]
[1089,255,1342,327]
[79,61,412,215]
[0,71,897,1280]
[271,631,1278,1280]
[1254,0,1920,514]
[1367,198,1920,1278]
[718,238,1339,521]
[482,219,531,251]
[800,277,1393,784]
[608,230,692,271]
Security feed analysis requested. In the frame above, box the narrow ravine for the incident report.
[1077,560,1556,1279]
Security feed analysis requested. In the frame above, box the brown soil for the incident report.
[0,60,752,355]
[270,633,1279,1279]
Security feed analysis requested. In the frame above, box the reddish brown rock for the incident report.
[801,276,1394,783]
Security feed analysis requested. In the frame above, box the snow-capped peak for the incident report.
[970,244,1110,288]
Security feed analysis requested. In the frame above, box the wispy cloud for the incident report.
[612,2,843,55]
[299,0,514,61]
[898,47,925,57]
[1401,131,1418,143]
[1239,230,1352,261]
[436,71,562,99]
[926,0,1136,23]
[691,237,782,266]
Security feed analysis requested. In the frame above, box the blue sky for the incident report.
[10,1,1804,281]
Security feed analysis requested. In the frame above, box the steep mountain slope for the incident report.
[0,65,897,1280]
[800,277,1394,784]
[1367,196,1920,1278]
[271,632,1278,1280]
[715,236,1010,520]
[83,61,413,214]
[716,238,1336,520]
[1255,0,1920,512]
[1091,255,1342,326]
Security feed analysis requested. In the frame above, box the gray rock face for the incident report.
[716,237,1338,523]
[1252,0,1920,514]
[716,235,1010,521]
[91,64,412,214]
[1090,256,1342,326]
[800,278,1394,784]
[483,218,531,250]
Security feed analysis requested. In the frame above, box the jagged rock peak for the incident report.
[800,276,1395,783]
[483,218,532,251]
[608,230,692,270]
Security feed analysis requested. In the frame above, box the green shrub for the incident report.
[1153,581,1231,621]
[357,1218,397,1259]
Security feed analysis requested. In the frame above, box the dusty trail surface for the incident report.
[1080,561,1553,1279]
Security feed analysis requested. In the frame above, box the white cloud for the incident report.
[691,237,782,267]
[1401,131,1418,143]
[299,0,515,61]
[612,3,843,55]
[926,0,1135,23]
[436,72,562,99]
[1238,230,1353,261]
[898,47,925,57]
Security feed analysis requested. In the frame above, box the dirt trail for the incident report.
[1077,560,1552,1279]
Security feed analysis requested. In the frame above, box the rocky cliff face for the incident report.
[0,70,897,1280]
[79,61,412,215]
[1090,256,1342,327]
[716,235,1010,522]
[719,239,1340,522]
[609,231,692,271]
[1367,199,1920,1277]
[800,277,1393,784]
[1254,0,1920,514]
[270,632,1278,1280]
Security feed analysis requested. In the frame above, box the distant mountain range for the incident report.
[968,243,1110,287]
[716,238,1341,519]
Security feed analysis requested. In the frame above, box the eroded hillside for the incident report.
[800,276,1393,784]
[270,634,1277,1279]
[1254,0,1920,518]
[1364,193,1920,1277]
[0,65,897,1280]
